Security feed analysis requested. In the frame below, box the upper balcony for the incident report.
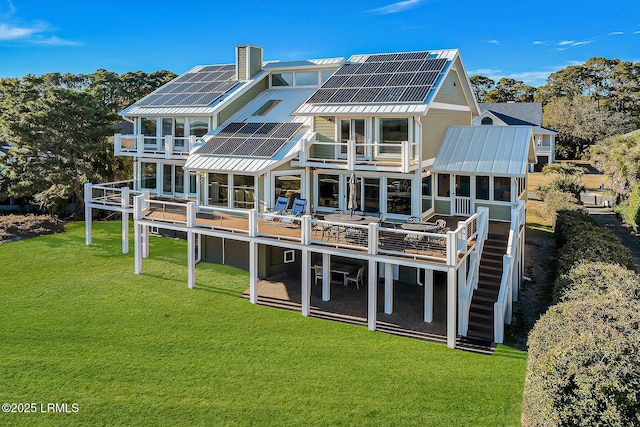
[297,137,419,173]
[114,134,198,159]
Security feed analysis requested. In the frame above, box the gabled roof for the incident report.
[478,102,542,126]
[294,49,466,116]
[432,126,536,177]
[488,110,536,126]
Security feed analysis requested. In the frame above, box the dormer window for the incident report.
[253,100,282,116]
[481,117,493,125]
[271,73,293,87]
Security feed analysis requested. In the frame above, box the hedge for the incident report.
[553,261,640,304]
[615,184,640,232]
[523,296,640,426]
[539,190,584,227]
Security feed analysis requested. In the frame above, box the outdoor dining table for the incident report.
[315,262,358,286]
[400,222,441,232]
[323,214,382,224]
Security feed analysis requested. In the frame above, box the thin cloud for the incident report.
[533,41,545,45]
[484,39,500,45]
[369,0,422,14]
[558,40,575,46]
[0,0,78,45]
[634,31,640,34]
[608,31,624,35]
[557,40,592,48]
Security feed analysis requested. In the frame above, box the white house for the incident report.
[84,45,533,350]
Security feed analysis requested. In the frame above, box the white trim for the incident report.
[429,102,471,112]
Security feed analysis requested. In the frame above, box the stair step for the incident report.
[470,303,493,313]
[467,331,494,342]
[487,233,509,242]
[469,311,493,321]
[479,271,502,280]
[480,264,502,272]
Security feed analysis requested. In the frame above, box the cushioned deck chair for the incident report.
[279,198,306,227]
[263,196,290,221]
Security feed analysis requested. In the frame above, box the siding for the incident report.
[312,116,336,159]
[203,236,249,270]
[218,77,269,124]
[434,199,451,215]
[237,46,247,80]
[421,109,470,160]
[434,70,467,105]
[259,245,302,277]
[249,46,262,78]
[475,202,511,221]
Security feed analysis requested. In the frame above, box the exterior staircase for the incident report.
[466,230,509,343]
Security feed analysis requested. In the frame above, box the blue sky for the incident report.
[0,0,638,86]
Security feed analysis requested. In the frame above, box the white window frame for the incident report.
[375,117,412,159]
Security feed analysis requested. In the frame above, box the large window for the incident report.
[340,119,365,155]
[163,165,185,195]
[387,178,411,215]
[141,162,156,189]
[233,175,254,209]
[437,174,450,197]
[379,118,408,155]
[363,178,380,213]
[208,173,228,206]
[189,118,208,137]
[295,71,318,86]
[476,176,489,200]
[271,73,293,87]
[141,118,157,146]
[494,177,511,202]
[455,175,471,197]
[318,174,339,208]
[274,174,301,209]
[422,175,432,212]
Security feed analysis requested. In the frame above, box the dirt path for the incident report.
[0,215,65,243]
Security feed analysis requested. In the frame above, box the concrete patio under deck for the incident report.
[242,270,449,344]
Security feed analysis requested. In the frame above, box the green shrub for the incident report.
[556,228,634,275]
[554,209,597,246]
[541,190,584,227]
[523,296,640,426]
[615,184,640,232]
[553,261,640,303]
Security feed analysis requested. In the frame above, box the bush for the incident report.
[540,190,584,227]
[556,228,634,275]
[554,209,594,246]
[615,184,640,232]
[553,261,640,303]
[523,296,640,426]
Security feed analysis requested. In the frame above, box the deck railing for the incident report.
[299,139,418,173]
[132,194,487,267]
[114,134,197,159]
[494,200,525,343]
[85,180,143,210]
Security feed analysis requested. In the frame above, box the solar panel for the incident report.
[304,50,449,105]
[197,122,302,158]
[134,64,239,107]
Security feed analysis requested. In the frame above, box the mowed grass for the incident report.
[0,222,526,426]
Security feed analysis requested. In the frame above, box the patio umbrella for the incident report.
[347,172,358,216]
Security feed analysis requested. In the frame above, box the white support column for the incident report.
[367,259,377,331]
[84,183,92,246]
[384,263,393,315]
[447,267,457,349]
[301,248,311,316]
[134,223,142,274]
[457,258,467,336]
[121,187,130,254]
[187,231,196,289]
[424,269,433,323]
[142,225,149,259]
[249,241,258,304]
[322,253,330,301]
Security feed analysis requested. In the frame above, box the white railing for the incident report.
[114,134,197,158]
[458,207,489,335]
[132,194,488,266]
[300,139,419,173]
[494,200,525,343]
[86,180,142,209]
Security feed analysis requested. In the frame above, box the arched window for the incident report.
[481,117,493,125]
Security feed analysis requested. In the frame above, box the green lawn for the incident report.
[0,222,527,426]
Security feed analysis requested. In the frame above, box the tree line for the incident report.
[470,57,639,159]
[0,70,176,215]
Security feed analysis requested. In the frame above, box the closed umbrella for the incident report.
[348,172,358,216]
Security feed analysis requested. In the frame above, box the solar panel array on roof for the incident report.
[135,65,239,107]
[197,122,303,158]
[306,52,448,104]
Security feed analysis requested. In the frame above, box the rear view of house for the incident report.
[84,44,533,350]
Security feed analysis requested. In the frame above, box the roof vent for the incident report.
[236,44,263,80]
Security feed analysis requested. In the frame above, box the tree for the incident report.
[543,96,633,158]
[469,75,495,103]
[535,64,591,104]
[591,131,640,195]
[0,80,118,214]
[485,77,536,103]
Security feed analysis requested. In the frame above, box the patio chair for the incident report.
[332,209,344,214]
[345,265,365,289]
[407,216,421,223]
[435,219,447,230]
[279,198,306,227]
[263,196,290,221]
[313,265,324,286]
[404,232,425,253]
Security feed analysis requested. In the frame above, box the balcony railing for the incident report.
[84,180,143,210]
[299,138,419,173]
[114,134,198,158]
[133,194,486,267]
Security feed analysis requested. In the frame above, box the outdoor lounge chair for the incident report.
[279,198,306,227]
[345,265,365,289]
[263,196,289,221]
